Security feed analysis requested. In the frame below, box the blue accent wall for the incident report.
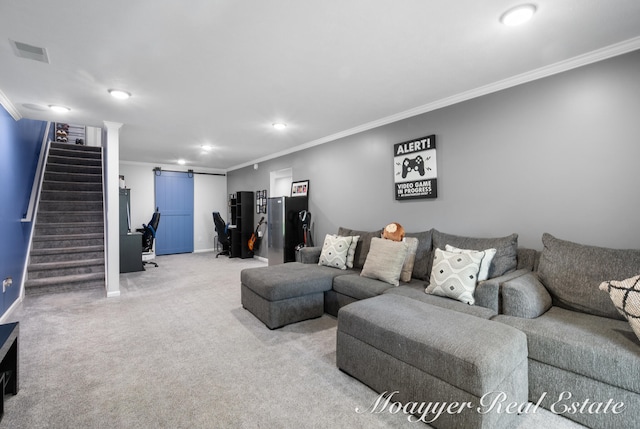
[0,106,47,316]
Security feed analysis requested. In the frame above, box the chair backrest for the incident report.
[212,211,230,243]
[142,209,161,252]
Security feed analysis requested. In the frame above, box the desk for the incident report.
[0,322,18,421]
[120,232,143,273]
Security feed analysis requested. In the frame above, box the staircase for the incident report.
[25,142,106,295]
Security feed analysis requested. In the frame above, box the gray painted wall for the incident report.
[228,49,640,256]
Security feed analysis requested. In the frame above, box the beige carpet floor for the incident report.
[0,252,586,428]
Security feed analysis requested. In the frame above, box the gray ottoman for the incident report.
[240,262,339,329]
[337,294,528,429]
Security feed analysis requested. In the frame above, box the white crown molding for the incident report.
[228,36,640,172]
[0,88,22,120]
[119,159,227,175]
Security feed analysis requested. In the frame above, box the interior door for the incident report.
[154,171,194,255]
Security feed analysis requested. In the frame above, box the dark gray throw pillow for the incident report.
[538,233,640,320]
[431,230,518,278]
[337,227,384,269]
[405,230,433,280]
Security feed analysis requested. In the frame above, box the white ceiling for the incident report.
[1,1,640,171]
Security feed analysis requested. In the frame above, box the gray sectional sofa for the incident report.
[240,227,640,429]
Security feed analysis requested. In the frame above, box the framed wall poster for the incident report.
[393,135,437,200]
[291,180,309,197]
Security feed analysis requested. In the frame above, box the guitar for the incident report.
[248,217,265,251]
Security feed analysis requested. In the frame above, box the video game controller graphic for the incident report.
[402,155,425,178]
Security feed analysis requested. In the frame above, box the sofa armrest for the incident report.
[475,268,531,313]
[501,272,552,318]
[297,246,322,264]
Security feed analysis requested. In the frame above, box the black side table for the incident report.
[0,322,19,421]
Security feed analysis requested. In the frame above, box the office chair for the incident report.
[140,208,161,267]
[213,211,231,258]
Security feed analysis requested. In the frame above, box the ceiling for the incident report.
[1,1,640,171]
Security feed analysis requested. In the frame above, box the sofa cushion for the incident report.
[332,273,397,300]
[600,275,640,341]
[405,229,433,280]
[338,227,383,269]
[241,262,342,301]
[384,284,497,319]
[538,233,640,320]
[432,230,518,278]
[400,237,419,282]
[360,237,408,286]
[494,306,640,394]
[426,247,484,305]
[318,234,353,270]
[339,294,528,398]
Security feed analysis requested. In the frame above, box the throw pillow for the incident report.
[432,230,518,278]
[426,247,484,305]
[400,237,419,283]
[334,235,360,268]
[445,244,497,281]
[318,234,353,270]
[338,227,384,269]
[599,275,640,341]
[360,237,409,286]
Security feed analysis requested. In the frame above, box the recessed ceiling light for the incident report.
[500,4,536,26]
[177,159,186,165]
[272,123,287,130]
[49,105,70,113]
[108,89,132,100]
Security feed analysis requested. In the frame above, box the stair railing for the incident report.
[21,121,52,223]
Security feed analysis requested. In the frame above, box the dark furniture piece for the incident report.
[229,192,254,258]
[0,322,19,421]
[213,211,231,258]
[119,188,143,273]
[139,208,160,268]
[266,196,308,265]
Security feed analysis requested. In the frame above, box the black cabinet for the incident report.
[119,189,143,272]
[229,191,254,258]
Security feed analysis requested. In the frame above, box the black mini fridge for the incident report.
[267,196,308,265]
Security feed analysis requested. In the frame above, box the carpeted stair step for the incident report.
[36,210,104,223]
[24,272,105,296]
[27,258,105,279]
[47,154,102,167]
[38,200,103,212]
[35,221,103,236]
[32,232,104,249]
[40,190,103,202]
[50,142,102,154]
[44,171,102,183]
[30,245,104,264]
[42,180,102,192]
[46,162,102,175]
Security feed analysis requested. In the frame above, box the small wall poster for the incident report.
[393,135,437,200]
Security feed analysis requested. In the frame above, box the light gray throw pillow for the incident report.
[360,237,409,286]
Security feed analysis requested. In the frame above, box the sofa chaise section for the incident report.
[337,293,528,429]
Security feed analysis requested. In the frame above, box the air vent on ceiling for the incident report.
[10,39,49,63]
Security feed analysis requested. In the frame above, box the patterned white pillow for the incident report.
[426,248,484,305]
[318,234,353,270]
[599,275,640,341]
[445,244,497,281]
[333,234,360,268]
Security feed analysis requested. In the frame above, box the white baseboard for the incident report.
[0,293,24,323]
